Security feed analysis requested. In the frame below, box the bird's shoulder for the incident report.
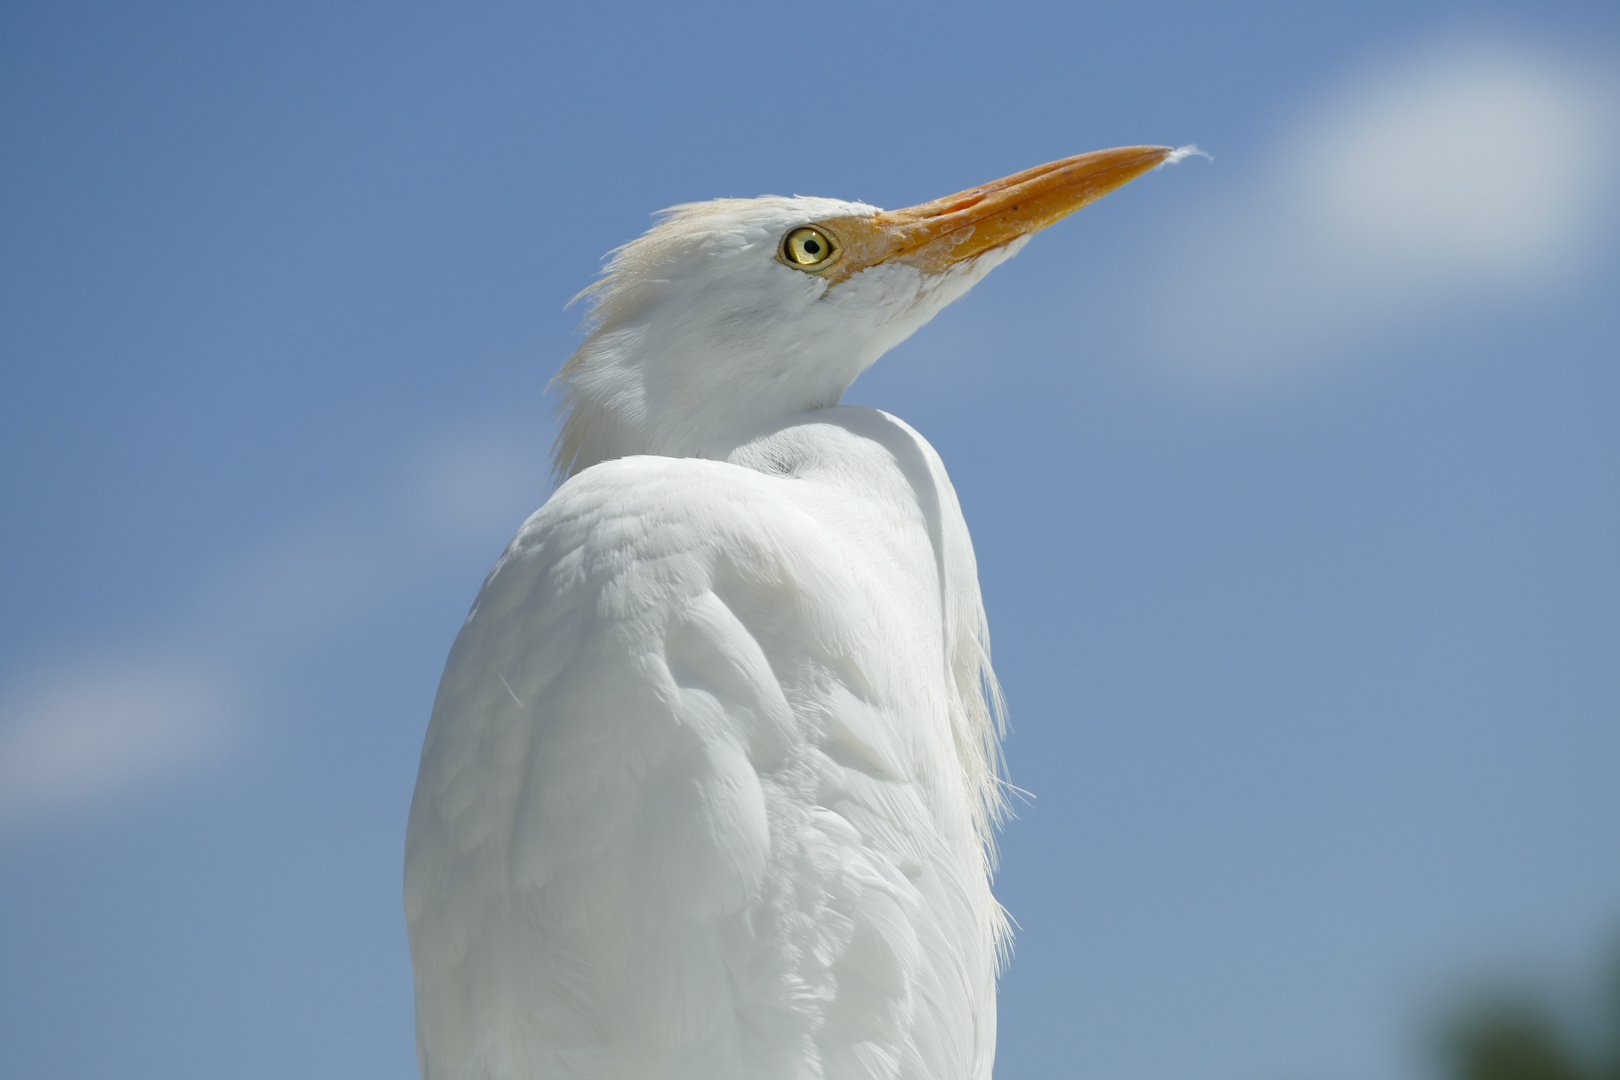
[416,410,985,849]
[472,409,951,634]
[411,437,940,847]
[505,450,828,578]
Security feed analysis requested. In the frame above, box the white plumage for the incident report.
[405,147,1173,1080]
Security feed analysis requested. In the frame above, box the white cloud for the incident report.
[0,658,239,834]
[1146,39,1619,379]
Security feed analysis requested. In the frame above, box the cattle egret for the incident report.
[406,145,1177,1080]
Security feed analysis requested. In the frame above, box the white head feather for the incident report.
[551,195,1029,478]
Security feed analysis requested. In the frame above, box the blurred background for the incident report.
[2,1,1617,1077]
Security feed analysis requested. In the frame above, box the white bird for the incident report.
[405,145,1175,1080]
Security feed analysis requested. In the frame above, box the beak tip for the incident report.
[1157,144,1210,168]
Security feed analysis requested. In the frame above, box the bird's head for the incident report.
[552,145,1175,478]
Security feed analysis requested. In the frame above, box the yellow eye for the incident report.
[781,226,839,269]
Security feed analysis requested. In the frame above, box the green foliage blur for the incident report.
[1444,950,1620,1080]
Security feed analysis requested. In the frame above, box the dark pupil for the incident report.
[803,239,821,255]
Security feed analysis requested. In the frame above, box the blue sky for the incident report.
[2,2,1618,1078]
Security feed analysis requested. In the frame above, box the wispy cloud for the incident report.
[1144,38,1619,381]
[0,657,240,834]
[0,419,549,837]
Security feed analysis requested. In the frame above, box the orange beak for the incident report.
[805,145,1174,286]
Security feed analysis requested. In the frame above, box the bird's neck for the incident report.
[549,238,1026,479]
[551,325,874,480]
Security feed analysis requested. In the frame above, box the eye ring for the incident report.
[779,225,841,271]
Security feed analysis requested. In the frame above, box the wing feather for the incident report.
[408,427,999,1080]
